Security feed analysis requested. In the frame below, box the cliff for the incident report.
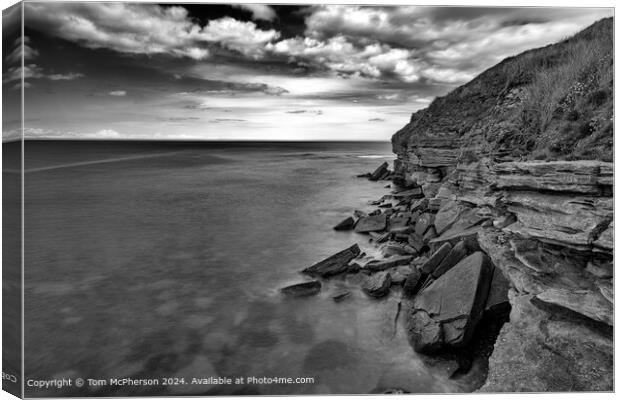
[391,18,613,391]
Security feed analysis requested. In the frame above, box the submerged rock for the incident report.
[333,216,356,231]
[363,272,392,298]
[280,281,321,297]
[332,289,351,302]
[355,214,387,233]
[303,244,361,277]
[409,252,494,353]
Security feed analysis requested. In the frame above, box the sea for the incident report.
[17,141,478,396]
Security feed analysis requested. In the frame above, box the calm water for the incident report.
[22,141,470,396]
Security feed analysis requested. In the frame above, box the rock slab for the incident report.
[281,281,321,297]
[303,244,361,277]
[409,252,494,353]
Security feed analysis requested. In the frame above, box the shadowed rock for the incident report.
[419,242,452,275]
[415,213,434,236]
[280,281,321,297]
[484,267,511,316]
[409,252,494,353]
[303,244,361,277]
[333,216,356,231]
[403,268,423,297]
[432,240,468,278]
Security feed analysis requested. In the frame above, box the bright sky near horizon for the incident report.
[1,1,613,141]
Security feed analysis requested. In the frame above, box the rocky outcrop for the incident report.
[390,19,613,392]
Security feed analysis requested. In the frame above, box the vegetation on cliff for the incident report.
[393,18,613,163]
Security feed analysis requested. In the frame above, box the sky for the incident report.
[1,2,613,141]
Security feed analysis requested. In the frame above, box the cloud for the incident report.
[368,118,385,122]
[232,4,277,21]
[109,90,127,96]
[300,5,612,84]
[286,110,323,115]
[5,36,39,64]
[201,17,279,58]
[267,36,419,82]
[25,3,280,60]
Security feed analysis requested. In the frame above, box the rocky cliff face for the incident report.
[392,18,613,392]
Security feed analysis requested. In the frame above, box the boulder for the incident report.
[381,242,416,257]
[333,216,356,231]
[366,255,413,272]
[414,213,434,236]
[303,244,361,277]
[378,203,393,209]
[354,209,367,219]
[402,268,423,297]
[280,281,321,297]
[363,272,392,298]
[370,162,389,181]
[408,252,494,353]
[355,214,387,233]
[434,200,466,234]
[492,213,517,229]
[419,243,452,275]
[431,240,468,278]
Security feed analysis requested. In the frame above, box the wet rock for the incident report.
[419,242,452,275]
[280,281,321,297]
[415,213,435,236]
[303,244,361,277]
[431,240,468,278]
[355,214,387,233]
[378,203,393,209]
[370,162,389,181]
[403,268,423,297]
[333,216,356,231]
[366,255,413,272]
[409,252,494,353]
[363,272,392,298]
[368,209,382,216]
[332,290,351,302]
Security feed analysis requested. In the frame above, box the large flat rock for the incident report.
[355,214,387,233]
[302,244,361,277]
[409,252,494,353]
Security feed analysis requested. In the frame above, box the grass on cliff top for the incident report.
[395,18,613,164]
